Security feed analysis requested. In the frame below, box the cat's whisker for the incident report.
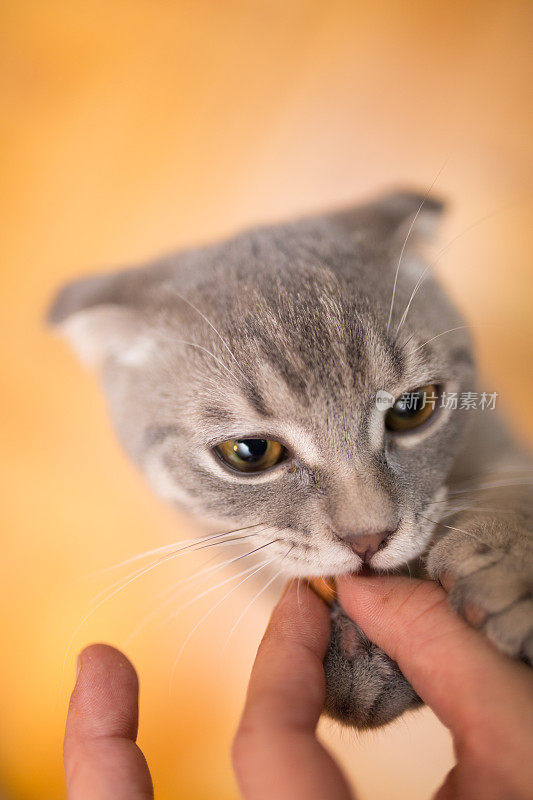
[451,468,533,485]
[87,534,260,610]
[447,480,533,496]
[386,203,426,335]
[168,552,279,694]
[60,530,268,695]
[447,475,533,493]
[427,495,483,503]
[86,523,264,579]
[386,161,448,334]
[425,498,516,515]
[123,548,259,646]
[175,340,246,387]
[84,540,197,579]
[395,203,514,337]
[88,525,266,606]
[286,576,296,599]
[410,325,478,353]
[172,290,253,387]
[433,202,515,267]
[443,507,515,516]
[220,559,289,656]
[160,540,278,627]
[395,264,431,337]
[158,559,271,632]
[124,569,217,647]
[85,533,269,642]
[419,513,498,552]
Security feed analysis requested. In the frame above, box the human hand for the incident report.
[64,644,153,799]
[232,576,533,800]
[63,576,533,799]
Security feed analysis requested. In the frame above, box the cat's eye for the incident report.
[214,438,288,473]
[385,384,440,432]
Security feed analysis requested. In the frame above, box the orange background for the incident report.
[1,2,532,798]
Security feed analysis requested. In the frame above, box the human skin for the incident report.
[64,576,533,799]
[63,644,153,800]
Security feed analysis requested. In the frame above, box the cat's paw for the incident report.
[427,519,533,664]
[323,604,422,728]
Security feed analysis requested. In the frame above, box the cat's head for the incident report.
[49,191,475,577]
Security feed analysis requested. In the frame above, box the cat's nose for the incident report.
[342,531,392,562]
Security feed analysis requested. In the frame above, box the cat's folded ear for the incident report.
[47,269,154,368]
[331,189,446,243]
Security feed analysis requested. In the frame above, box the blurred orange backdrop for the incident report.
[1,1,532,798]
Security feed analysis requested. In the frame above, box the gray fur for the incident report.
[49,190,533,728]
[324,604,422,728]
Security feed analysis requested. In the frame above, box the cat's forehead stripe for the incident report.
[201,406,237,424]
[241,381,273,418]
[257,343,309,402]
[246,313,374,406]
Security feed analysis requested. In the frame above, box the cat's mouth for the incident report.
[358,563,382,577]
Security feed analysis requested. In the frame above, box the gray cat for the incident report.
[49,191,533,728]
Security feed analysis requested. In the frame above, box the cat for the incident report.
[49,190,533,728]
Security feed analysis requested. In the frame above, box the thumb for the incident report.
[337,574,531,736]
